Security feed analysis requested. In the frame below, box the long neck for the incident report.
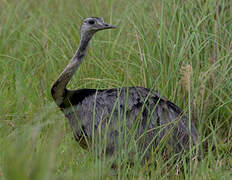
[51,32,93,105]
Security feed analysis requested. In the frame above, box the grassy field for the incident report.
[0,0,231,179]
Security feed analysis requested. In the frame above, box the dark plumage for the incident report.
[51,17,198,160]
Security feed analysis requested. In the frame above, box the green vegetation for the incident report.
[0,0,231,179]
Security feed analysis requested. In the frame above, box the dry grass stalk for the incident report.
[180,63,193,94]
[133,24,147,87]
[197,71,209,118]
[180,64,199,122]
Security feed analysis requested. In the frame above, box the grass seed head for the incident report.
[180,63,193,93]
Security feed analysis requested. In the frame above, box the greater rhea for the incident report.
[51,17,198,160]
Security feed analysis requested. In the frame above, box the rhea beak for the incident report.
[101,23,116,30]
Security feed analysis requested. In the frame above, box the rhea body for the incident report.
[51,17,198,158]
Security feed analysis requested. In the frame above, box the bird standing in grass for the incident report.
[51,17,198,160]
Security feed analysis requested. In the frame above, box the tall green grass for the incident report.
[0,0,231,179]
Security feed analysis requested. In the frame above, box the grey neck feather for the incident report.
[51,32,94,105]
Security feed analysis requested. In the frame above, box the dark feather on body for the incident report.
[60,86,197,160]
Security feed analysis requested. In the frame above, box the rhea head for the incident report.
[80,17,116,38]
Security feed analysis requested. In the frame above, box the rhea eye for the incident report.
[88,20,95,25]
